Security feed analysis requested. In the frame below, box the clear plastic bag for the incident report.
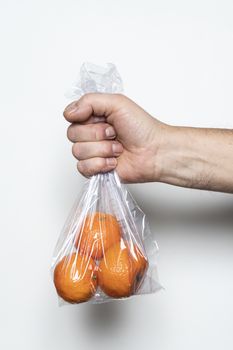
[52,63,161,305]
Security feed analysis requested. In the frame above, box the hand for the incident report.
[63,93,167,183]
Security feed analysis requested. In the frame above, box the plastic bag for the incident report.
[52,63,161,305]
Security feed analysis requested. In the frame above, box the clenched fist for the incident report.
[63,93,167,183]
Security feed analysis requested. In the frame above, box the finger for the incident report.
[81,115,106,125]
[72,141,123,160]
[77,157,117,177]
[67,123,116,142]
[63,93,123,123]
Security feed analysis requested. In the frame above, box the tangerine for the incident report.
[54,253,98,303]
[75,212,121,260]
[98,240,148,298]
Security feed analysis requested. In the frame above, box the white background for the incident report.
[1,0,233,349]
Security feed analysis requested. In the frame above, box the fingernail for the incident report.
[105,126,116,138]
[65,103,78,116]
[106,158,117,166]
[68,106,89,117]
[112,142,123,155]
[65,101,77,112]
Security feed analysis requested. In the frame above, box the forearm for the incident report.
[157,125,233,193]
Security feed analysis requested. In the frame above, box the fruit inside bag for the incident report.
[51,63,162,305]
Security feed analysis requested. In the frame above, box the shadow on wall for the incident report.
[129,185,233,233]
[147,202,233,226]
[75,300,131,339]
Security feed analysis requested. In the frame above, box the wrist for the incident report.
[153,124,202,188]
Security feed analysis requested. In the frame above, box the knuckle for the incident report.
[101,142,112,157]
[77,159,97,177]
[95,124,107,141]
[84,92,94,98]
[67,125,75,141]
[77,161,85,175]
[95,157,106,170]
[72,143,80,158]
[63,109,70,121]
[77,162,91,178]
[80,93,94,105]
[114,93,125,101]
[82,158,104,175]
[79,94,89,105]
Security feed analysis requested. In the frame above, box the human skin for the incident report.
[63,93,233,193]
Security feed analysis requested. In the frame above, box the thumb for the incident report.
[63,93,120,123]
